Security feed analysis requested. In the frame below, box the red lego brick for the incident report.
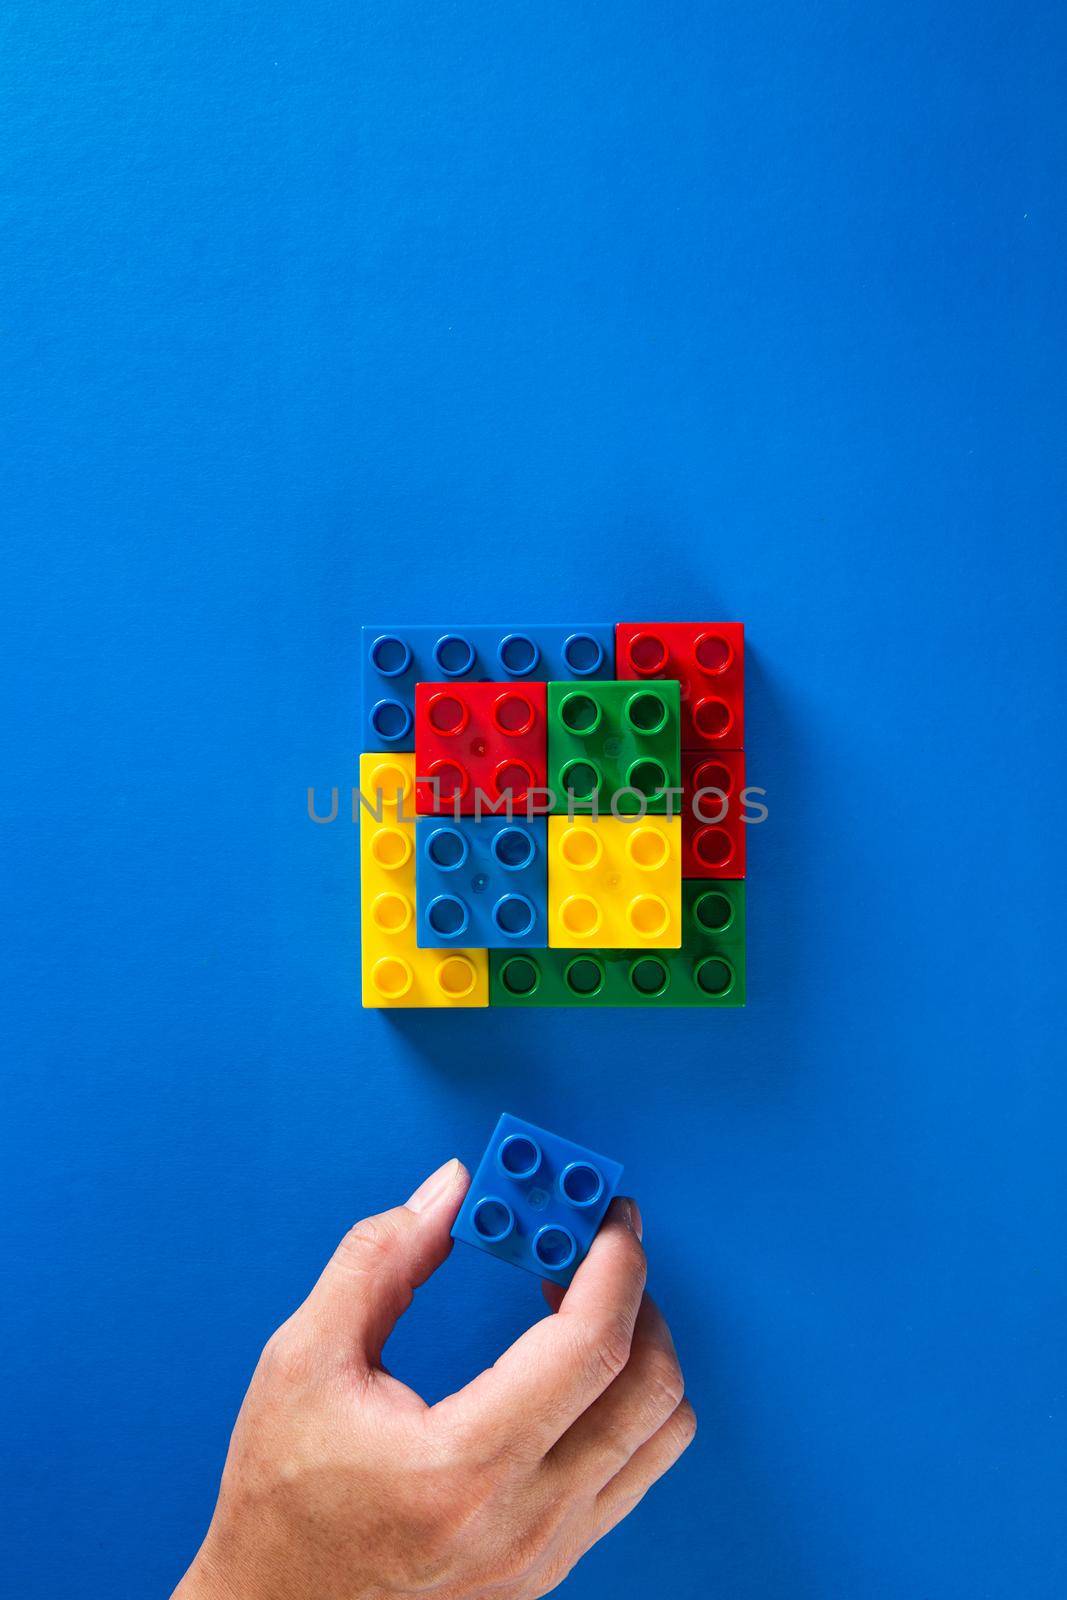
[681,749,746,879]
[615,622,744,751]
[415,681,548,815]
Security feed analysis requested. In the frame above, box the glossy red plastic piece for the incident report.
[415,681,548,815]
[615,622,744,751]
[681,749,746,879]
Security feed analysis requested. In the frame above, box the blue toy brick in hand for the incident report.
[452,1113,623,1286]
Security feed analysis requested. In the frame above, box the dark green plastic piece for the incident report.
[490,880,745,1007]
[546,679,681,815]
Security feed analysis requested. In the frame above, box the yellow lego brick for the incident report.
[359,753,488,1008]
[547,814,682,949]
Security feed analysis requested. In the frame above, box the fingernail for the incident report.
[625,1199,643,1241]
[407,1157,460,1214]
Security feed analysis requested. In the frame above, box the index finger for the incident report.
[433,1198,646,1462]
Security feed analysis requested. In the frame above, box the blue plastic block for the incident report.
[451,1112,624,1287]
[416,816,548,949]
[360,624,615,752]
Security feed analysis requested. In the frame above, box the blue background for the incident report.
[3,3,1065,1596]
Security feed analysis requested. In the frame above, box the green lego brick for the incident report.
[546,680,681,815]
[490,880,745,1007]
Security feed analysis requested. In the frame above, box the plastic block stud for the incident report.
[414,681,548,816]
[547,815,681,948]
[415,815,548,948]
[546,680,681,815]
[451,1112,623,1286]
[681,749,747,879]
[615,622,744,752]
[360,624,614,753]
[359,752,488,1008]
[491,880,746,1008]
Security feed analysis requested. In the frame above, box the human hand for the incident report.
[173,1157,695,1600]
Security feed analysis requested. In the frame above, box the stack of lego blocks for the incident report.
[359,623,745,1008]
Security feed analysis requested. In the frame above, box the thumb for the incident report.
[301,1157,469,1365]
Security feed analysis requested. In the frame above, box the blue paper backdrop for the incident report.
[4,3,1065,1596]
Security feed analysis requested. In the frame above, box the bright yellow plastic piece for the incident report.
[547,815,682,949]
[360,753,488,1008]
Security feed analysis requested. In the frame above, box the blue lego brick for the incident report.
[451,1112,624,1287]
[360,623,615,752]
[416,815,548,949]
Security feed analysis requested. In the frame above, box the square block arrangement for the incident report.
[616,622,744,751]
[357,618,746,1008]
[548,815,682,949]
[359,753,488,1008]
[546,680,681,814]
[490,880,746,1008]
[451,1112,623,1286]
[681,749,747,879]
[415,680,547,815]
[361,623,614,751]
[415,815,548,949]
